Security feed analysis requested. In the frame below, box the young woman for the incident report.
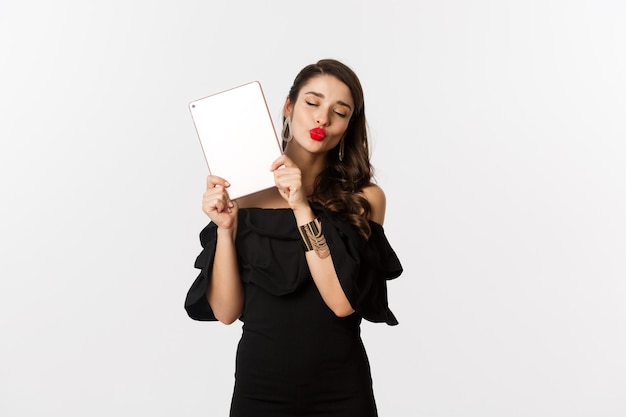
[185,59,403,416]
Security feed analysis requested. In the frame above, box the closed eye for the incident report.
[305,99,347,117]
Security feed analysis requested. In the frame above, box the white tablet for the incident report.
[189,81,283,200]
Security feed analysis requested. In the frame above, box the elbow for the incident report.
[215,311,241,325]
[211,301,243,325]
[206,287,243,325]
[332,303,355,318]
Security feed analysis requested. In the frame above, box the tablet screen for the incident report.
[189,81,282,200]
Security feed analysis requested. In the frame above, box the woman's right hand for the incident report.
[202,175,238,229]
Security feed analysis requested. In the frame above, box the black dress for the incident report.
[185,203,403,417]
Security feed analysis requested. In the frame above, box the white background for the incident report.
[1,1,625,416]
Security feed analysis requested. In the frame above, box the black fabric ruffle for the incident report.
[184,203,403,325]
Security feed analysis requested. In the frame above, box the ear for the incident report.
[283,97,293,118]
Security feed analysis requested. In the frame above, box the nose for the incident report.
[315,109,329,126]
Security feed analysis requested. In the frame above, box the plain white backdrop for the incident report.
[1,1,625,416]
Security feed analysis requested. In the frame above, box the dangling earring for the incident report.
[282,117,293,142]
[338,138,345,161]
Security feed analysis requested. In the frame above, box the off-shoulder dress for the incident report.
[185,202,402,417]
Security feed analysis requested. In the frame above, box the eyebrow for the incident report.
[304,91,353,111]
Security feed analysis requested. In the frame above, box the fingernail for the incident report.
[224,181,230,187]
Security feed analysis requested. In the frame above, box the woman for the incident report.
[185,59,403,416]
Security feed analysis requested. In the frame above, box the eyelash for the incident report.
[305,101,347,118]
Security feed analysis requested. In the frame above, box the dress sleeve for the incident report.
[184,222,219,321]
[313,204,403,326]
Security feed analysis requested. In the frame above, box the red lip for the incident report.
[309,127,326,141]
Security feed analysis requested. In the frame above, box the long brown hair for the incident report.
[285,59,373,239]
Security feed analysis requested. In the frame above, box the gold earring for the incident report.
[338,138,345,161]
[282,117,293,142]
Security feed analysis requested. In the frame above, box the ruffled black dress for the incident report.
[185,203,402,417]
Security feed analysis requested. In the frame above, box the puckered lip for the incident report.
[309,127,326,141]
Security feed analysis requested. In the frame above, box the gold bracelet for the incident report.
[299,218,330,259]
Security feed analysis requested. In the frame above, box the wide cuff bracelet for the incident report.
[299,218,330,259]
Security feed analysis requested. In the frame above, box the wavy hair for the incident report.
[284,59,374,239]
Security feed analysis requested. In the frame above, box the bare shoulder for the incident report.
[361,184,386,225]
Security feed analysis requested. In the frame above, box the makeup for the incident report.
[309,127,326,141]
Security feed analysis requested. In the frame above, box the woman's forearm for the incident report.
[292,206,354,317]
[206,227,244,324]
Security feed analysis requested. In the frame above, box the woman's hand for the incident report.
[202,175,238,229]
[270,155,309,211]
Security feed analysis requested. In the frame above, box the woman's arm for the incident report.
[294,184,386,317]
[271,154,389,317]
[270,156,354,317]
[206,227,243,324]
[292,205,355,317]
[299,184,387,316]
[202,175,244,324]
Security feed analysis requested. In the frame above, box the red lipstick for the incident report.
[309,127,326,141]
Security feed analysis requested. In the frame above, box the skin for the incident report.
[201,75,386,324]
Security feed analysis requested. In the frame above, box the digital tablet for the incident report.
[189,81,283,200]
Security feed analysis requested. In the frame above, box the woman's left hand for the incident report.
[270,155,308,211]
